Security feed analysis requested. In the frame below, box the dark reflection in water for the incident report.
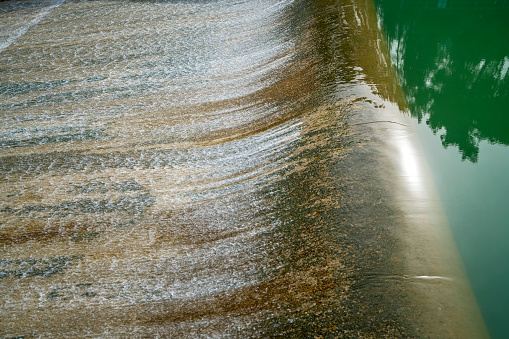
[375,1,509,338]
[0,0,487,337]
[375,0,509,162]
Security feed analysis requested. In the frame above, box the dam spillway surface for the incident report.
[0,0,488,337]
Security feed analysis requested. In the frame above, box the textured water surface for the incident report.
[0,0,487,337]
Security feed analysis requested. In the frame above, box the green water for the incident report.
[375,1,509,337]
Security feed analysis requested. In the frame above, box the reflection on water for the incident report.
[375,0,509,162]
[0,0,488,337]
[375,1,509,338]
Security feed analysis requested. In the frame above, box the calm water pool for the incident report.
[375,0,509,337]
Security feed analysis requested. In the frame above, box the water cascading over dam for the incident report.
[0,0,488,337]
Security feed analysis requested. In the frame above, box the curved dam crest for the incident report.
[0,0,487,337]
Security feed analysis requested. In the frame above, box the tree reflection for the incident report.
[375,0,509,162]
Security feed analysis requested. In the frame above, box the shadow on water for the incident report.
[375,0,509,162]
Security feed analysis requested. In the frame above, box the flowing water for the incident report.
[375,1,509,337]
[0,0,488,337]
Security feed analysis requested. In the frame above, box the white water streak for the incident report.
[0,0,66,52]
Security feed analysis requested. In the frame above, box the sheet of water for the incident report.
[0,0,487,337]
